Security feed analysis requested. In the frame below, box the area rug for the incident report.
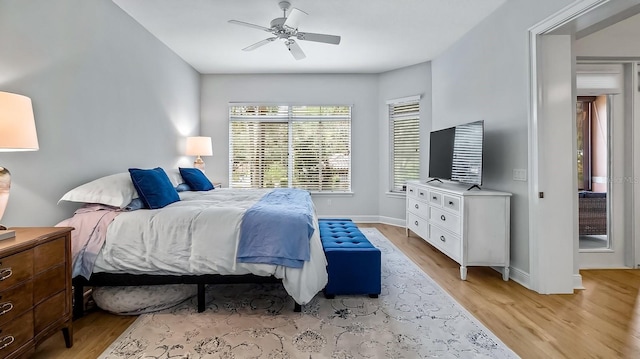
[99,228,519,359]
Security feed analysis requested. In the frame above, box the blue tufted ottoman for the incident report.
[318,219,381,298]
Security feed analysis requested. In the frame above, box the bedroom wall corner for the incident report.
[377,62,432,224]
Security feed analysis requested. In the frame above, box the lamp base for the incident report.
[0,229,15,241]
[194,156,206,172]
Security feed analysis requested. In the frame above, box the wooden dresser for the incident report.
[0,227,73,358]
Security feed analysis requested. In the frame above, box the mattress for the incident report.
[91,188,328,305]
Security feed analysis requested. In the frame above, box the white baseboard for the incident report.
[573,273,584,290]
[317,215,539,292]
[318,215,405,227]
[507,266,531,290]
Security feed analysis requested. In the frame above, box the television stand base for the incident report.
[467,184,481,191]
[426,178,443,184]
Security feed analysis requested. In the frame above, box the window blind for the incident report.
[389,100,420,192]
[229,105,351,192]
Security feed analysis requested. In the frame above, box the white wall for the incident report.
[377,63,432,224]
[431,0,574,275]
[0,0,200,226]
[575,12,640,57]
[200,74,379,218]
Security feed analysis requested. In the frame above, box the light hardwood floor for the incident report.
[33,223,640,358]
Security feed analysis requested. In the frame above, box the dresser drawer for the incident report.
[34,236,66,274]
[407,197,428,217]
[34,291,66,334]
[0,280,33,326]
[430,207,461,235]
[407,212,427,239]
[443,195,461,213]
[34,264,66,305]
[429,224,461,262]
[428,191,442,207]
[406,185,418,198]
[0,250,33,292]
[0,310,34,357]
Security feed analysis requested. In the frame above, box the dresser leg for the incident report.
[460,266,467,280]
[62,325,73,348]
[502,267,510,281]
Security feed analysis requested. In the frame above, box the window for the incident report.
[229,104,351,192]
[388,96,420,192]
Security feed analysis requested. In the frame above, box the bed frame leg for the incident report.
[73,282,85,320]
[294,303,301,312]
[197,283,206,312]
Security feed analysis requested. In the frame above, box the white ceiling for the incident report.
[112,0,507,74]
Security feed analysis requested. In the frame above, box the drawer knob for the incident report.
[440,215,446,221]
[0,335,14,350]
[419,191,424,196]
[440,235,446,242]
[448,201,454,205]
[432,196,437,200]
[0,302,13,316]
[414,220,419,226]
[409,189,414,193]
[0,269,11,281]
[414,204,419,209]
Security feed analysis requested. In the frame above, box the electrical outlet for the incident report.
[513,169,527,181]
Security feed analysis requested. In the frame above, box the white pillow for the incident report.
[58,172,138,208]
[166,169,184,187]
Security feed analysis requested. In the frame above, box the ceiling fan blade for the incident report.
[296,32,341,45]
[242,37,277,51]
[283,8,307,30]
[228,20,272,32]
[286,40,306,60]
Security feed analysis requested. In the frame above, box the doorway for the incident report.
[577,96,609,251]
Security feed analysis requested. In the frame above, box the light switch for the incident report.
[513,169,527,181]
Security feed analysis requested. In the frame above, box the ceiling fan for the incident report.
[228,1,341,60]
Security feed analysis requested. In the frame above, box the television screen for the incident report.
[451,120,483,186]
[428,120,484,186]
[428,127,455,181]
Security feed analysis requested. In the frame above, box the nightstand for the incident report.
[0,227,73,358]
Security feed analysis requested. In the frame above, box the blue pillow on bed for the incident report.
[178,167,214,191]
[128,167,180,209]
[175,183,192,192]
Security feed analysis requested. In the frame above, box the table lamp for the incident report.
[186,136,212,172]
[0,91,39,240]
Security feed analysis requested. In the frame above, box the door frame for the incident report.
[527,0,610,294]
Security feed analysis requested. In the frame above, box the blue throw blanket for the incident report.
[237,188,315,268]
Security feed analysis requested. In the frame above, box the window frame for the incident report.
[387,95,421,193]
[228,103,352,193]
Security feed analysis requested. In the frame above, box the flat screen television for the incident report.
[428,120,484,188]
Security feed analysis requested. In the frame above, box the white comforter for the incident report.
[92,188,328,305]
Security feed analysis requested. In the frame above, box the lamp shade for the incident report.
[186,136,212,156]
[0,92,39,151]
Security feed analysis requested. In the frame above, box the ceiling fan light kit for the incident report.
[229,1,341,60]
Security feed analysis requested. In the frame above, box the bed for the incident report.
[57,169,328,317]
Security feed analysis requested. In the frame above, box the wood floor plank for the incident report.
[33,223,640,358]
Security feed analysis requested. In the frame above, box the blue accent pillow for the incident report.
[128,167,180,209]
[175,183,192,192]
[178,168,214,191]
[124,198,145,211]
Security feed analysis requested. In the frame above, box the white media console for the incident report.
[405,180,512,281]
